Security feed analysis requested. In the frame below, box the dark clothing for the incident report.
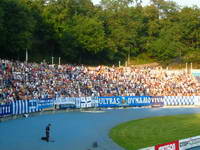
[46,130,49,138]
[46,126,50,133]
[45,125,51,141]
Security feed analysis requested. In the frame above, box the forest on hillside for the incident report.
[0,0,200,65]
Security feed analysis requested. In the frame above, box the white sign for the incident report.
[179,135,200,150]
[139,146,155,150]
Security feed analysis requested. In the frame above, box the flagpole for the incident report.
[59,57,61,66]
[25,48,28,63]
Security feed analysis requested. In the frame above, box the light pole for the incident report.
[52,57,54,65]
[25,48,28,63]
[59,57,61,66]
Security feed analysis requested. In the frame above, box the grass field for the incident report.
[109,113,200,150]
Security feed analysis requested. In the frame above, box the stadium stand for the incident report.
[1,59,200,102]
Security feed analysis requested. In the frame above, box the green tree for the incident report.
[0,0,35,60]
[61,15,105,64]
[27,0,60,62]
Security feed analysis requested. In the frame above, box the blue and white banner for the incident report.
[97,96,122,107]
[55,97,76,105]
[179,135,200,150]
[1,96,200,117]
[12,100,41,115]
[96,96,152,107]
[80,97,93,108]
[164,96,197,106]
[28,99,41,113]
[0,102,12,117]
[151,96,164,107]
[75,97,81,108]
[55,97,77,109]
[37,98,55,109]
[194,96,200,105]
[12,100,25,115]
[123,96,152,106]
[55,97,82,108]
[54,97,66,105]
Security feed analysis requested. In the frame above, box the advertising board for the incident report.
[179,136,200,150]
[155,141,179,150]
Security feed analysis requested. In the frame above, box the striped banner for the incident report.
[0,102,12,117]
[1,96,200,117]
[12,100,41,115]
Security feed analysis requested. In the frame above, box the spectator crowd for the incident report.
[0,59,200,102]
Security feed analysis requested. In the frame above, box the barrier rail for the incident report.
[0,96,200,117]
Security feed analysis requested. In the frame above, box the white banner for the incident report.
[139,146,155,150]
[80,97,92,108]
[194,96,200,106]
[179,135,200,150]
[54,97,76,105]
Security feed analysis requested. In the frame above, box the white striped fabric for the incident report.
[18,100,21,114]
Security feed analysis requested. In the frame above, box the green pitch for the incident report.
[109,113,200,150]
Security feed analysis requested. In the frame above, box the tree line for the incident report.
[0,0,200,65]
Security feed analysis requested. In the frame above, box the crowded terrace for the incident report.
[0,59,200,102]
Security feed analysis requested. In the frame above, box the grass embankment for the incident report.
[129,53,200,69]
[109,114,200,150]
[130,53,156,65]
